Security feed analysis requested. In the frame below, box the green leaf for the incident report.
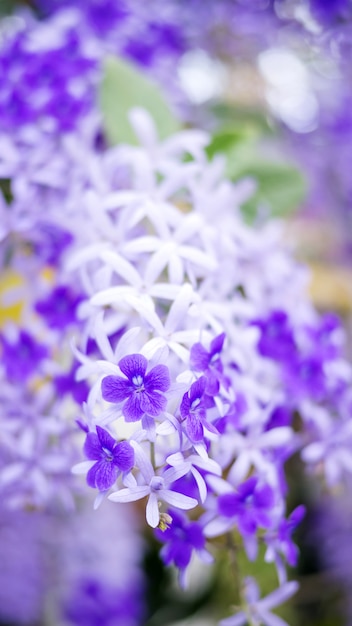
[100,56,181,145]
[208,132,306,221]
[231,158,307,222]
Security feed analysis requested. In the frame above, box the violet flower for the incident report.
[190,332,227,394]
[155,509,211,586]
[101,353,170,422]
[180,376,218,443]
[35,286,83,330]
[1,330,48,383]
[83,426,134,491]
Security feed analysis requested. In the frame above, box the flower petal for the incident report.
[83,432,102,460]
[87,460,118,491]
[101,375,131,402]
[123,392,144,421]
[145,364,170,392]
[119,353,147,380]
[114,440,135,472]
[96,425,116,451]
[140,390,167,417]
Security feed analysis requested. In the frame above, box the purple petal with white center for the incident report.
[119,353,147,380]
[101,375,131,402]
[144,364,170,391]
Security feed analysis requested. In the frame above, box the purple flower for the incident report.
[54,362,89,404]
[1,330,48,382]
[155,510,206,571]
[285,355,327,401]
[84,426,134,491]
[28,222,73,266]
[180,376,217,443]
[190,332,227,394]
[265,505,306,583]
[218,476,275,537]
[252,310,296,362]
[101,354,170,422]
[35,286,83,330]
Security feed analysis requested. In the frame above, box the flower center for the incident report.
[132,374,144,391]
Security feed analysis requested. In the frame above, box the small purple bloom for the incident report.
[84,426,134,491]
[285,355,327,401]
[180,376,217,443]
[101,354,170,422]
[218,476,275,536]
[155,510,206,571]
[190,332,227,394]
[54,363,89,404]
[29,222,73,266]
[1,330,48,382]
[252,310,296,362]
[35,286,83,329]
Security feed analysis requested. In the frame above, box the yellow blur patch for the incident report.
[40,266,56,284]
[0,270,24,326]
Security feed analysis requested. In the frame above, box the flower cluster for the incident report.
[64,109,352,622]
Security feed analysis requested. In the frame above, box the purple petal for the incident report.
[180,393,191,419]
[210,332,226,356]
[140,390,167,417]
[238,476,258,500]
[185,413,203,443]
[83,432,101,460]
[255,484,275,509]
[238,511,257,536]
[218,492,240,518]
[123,393,144,421]
[118,353,147,380]
[144,364,170,392]
[87,460,118,491]
[189,376,207,403]
[190,342,210,371]
[113,441,134,472]
[101,375,131,402]
[96,425,116,452]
